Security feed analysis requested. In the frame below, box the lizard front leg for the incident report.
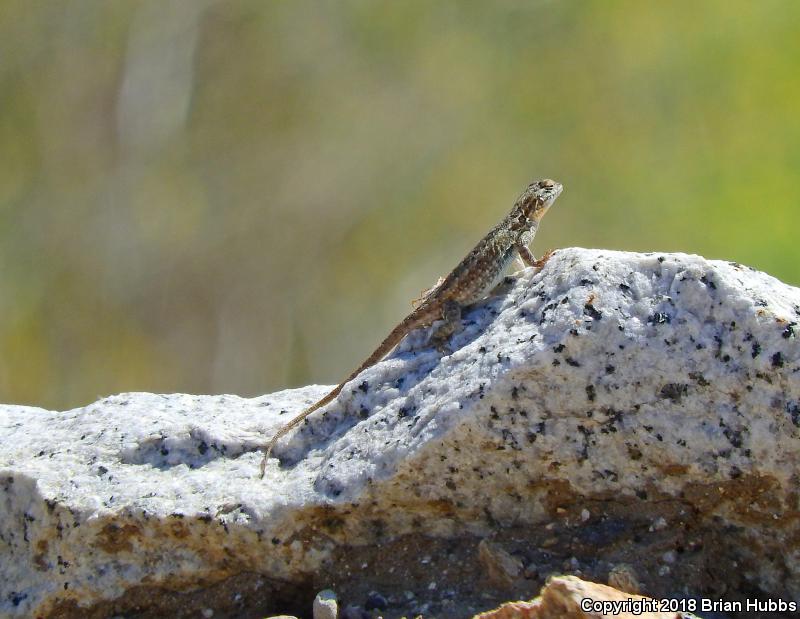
[516,244,556,270]
[428,299,462,352]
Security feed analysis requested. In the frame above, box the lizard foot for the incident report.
[432,337,453,354]
[427,299,462,353]
[531,248,557,270]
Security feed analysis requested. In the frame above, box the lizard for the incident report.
[260,178,563,477]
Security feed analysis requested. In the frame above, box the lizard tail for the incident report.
[260,313,432,477]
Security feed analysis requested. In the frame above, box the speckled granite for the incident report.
[1,248,798,617]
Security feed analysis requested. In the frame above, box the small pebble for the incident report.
[523,562,539,579]
[313,589,338,619]
[608,563,641,594]
[569,557,580,570]
[341,606,364,619]
[364,591,388,611]
[478,539,523,588]
[580,508,591,521]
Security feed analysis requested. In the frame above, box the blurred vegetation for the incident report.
[1,1,798,409]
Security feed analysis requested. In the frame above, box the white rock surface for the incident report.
[1,248,799,617]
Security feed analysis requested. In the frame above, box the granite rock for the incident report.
[1,248,799,617]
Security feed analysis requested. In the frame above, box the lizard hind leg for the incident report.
[412,276,446,308]
[427,299,463,352]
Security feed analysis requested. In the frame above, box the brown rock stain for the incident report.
[96,523,142,553]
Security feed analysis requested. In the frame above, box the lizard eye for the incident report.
[538,179,555,189]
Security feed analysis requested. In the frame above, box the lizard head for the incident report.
[513,178,563,227]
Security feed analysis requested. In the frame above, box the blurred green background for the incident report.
[1,1,798,410]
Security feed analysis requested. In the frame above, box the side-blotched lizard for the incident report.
[260,179,562,476]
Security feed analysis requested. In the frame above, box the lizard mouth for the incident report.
[546,180,563,198]
[540,180,563,207]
